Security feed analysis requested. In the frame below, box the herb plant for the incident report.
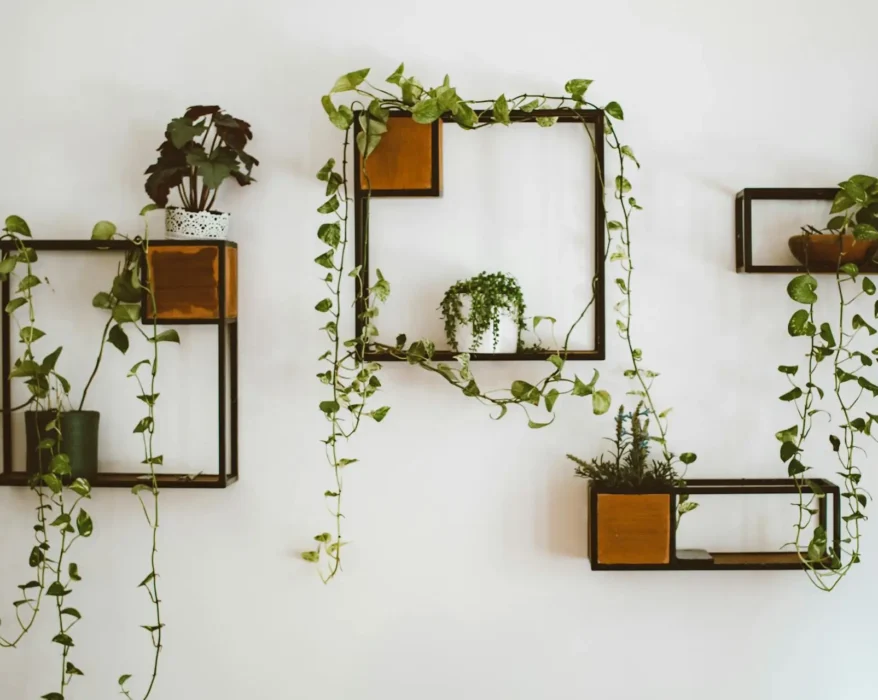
[145,106,258,211]
[308,65,695,582]
[439,271,527,352]
[569,403,687,488]
[778,174,878,590]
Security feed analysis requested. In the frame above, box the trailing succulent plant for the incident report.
[569,403,690,488]
[145,105,258,211]
[439,271,527,352]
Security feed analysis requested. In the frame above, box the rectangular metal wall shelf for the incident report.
[734,187,878,273]
[589,478,839,571]
[0,239,238,489]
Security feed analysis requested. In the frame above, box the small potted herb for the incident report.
[145,106,258,240]
[789,174,878,266]
[439,271,527,353]
[570,403,695,566]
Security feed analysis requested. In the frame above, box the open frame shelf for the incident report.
[589,478,839,571]
[0,239,238,489]
[354,108,607,362]
[735,187,878,273]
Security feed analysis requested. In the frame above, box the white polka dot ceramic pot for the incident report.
[165,207,231,240]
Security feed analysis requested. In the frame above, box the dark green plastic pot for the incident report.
[25,411,100,479]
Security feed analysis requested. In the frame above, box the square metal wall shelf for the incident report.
[0,239,238,489]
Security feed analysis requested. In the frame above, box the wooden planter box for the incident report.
[588,482,672,567]
[143,241,237,322]
[354,113,442,197]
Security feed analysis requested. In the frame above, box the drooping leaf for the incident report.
[788,309,815,337]
[330,68,370,94]
[786,274,818,304]
[592,390,611,415]
[545,388,560,412]
[370,406,390,422]
[4,215,31,237]
[108,324,129,354]
[604,101,624,120]
[149,329,180,344]
[493,94,510,125]
[564,79,593,100]
[411,98,443,124]
[91,220,117,241]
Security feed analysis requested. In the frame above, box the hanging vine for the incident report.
[778,175,878,590]
[306,65,694,582]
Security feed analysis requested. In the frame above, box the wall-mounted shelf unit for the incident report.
[735,187,877,273]
[0,239,238,489]
[589,478,839,571]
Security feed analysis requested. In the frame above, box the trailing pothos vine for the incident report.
[306,65,695,582]
[778,175,878,591]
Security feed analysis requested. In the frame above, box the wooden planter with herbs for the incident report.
[588,482,672,567]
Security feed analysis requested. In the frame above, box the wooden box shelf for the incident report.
[589,478,839,571]
[0,238,238,489]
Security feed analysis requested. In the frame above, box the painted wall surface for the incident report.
[1,0,878,698]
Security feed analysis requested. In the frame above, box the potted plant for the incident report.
[788,175,878,266]
[144,105,258,240]
[570,403,695,566]
[439,271,527,352]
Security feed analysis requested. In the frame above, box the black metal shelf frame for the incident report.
[354,108,607,362]
[590,478,840,571]
[0,239,237,488]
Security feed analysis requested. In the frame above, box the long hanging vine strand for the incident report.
[0,216,95,698]
[307,66,696,581]
[113,206,178,700]
[779,177,878,590]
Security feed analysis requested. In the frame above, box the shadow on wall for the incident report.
[542,462,590,559]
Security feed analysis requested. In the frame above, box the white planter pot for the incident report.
[165,207,230,240]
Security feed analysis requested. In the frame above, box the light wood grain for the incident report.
[596,494,670,564]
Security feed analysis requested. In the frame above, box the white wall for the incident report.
[2,1,878,698]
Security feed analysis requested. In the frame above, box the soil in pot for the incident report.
[788,233,876,266]
[25,410,100,479]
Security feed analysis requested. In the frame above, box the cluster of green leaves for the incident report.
[145,105,259,211]
[308,65,694,580]
[568,403,695,488]
[820,174,878,235]
[778,195,878,589]
[0,216,95,700]
[439,271,527,352]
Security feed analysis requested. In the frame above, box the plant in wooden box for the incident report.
[777,174,878,591]
[570,403,695,566]
[0,210,175,698]
[306,65,697,582]
[144,105,258,240]
[788,174,878,267]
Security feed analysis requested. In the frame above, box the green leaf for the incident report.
[69,478,90,497]
[112,304,140,324]
[76,510,93,537]
[140,203,158,216]
[66,661,84,676]
[592,390,611,415]
[535,116,558,128]
[68,563,81,581]
[5,215,31,237]
[462,379,480,397]
[19,326,45,344]
[412,98,443,124]
[604,102,624,120]
[786,274,818,304]
[133,417,153,433]
[840,263,859,277]
[150,329,180,344]
[614,176,632,194]
[528,415,556,429]
[564,79,593,100]
[864,277,876,295]
[545,389,560,412]
[831,191,854,214]
[780,441,798,462]
[316,158,336,181]
[520,99,540,113]
[29,547,43,567]
[314,251,335,269]
[92,291,113,309]
[386,63,405,85]
[330,68,370,93]
[820,323,836,346]
[788,309,815,337]
[510,380,540,405]
[451,101,476,128]
[679,453,697,465]
[775,425,799,443]
[547,354,564,371]
[317,196,340,214]
[47,581,69,597]
[118,675,132,686]
[858,376,878,396]
[853,314,876,335]
[317,223,341,249]
[107,324,129,354]
[41,694,65,700]
[50,513,71,527]
[50,454,71,476]
[41,346,62,372]
[52,633,74,647]
[321,96,353,130]
[853,223,878,241]
[319,401,339,415]
[18,274,40,292]
[620,145,640,168]
[370,406,390,422]
[42,473,62,494]
[91,220,117,241]
[778,365,799,375]
[572,371,599,397]
[0,256,17,274]
[787,459,807,477]
[779,387,803,401]
[315,298,332,313]
[493,94,510,125]
[5,297,27,314]
[356,130,382,160]
[301,551,319,563]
